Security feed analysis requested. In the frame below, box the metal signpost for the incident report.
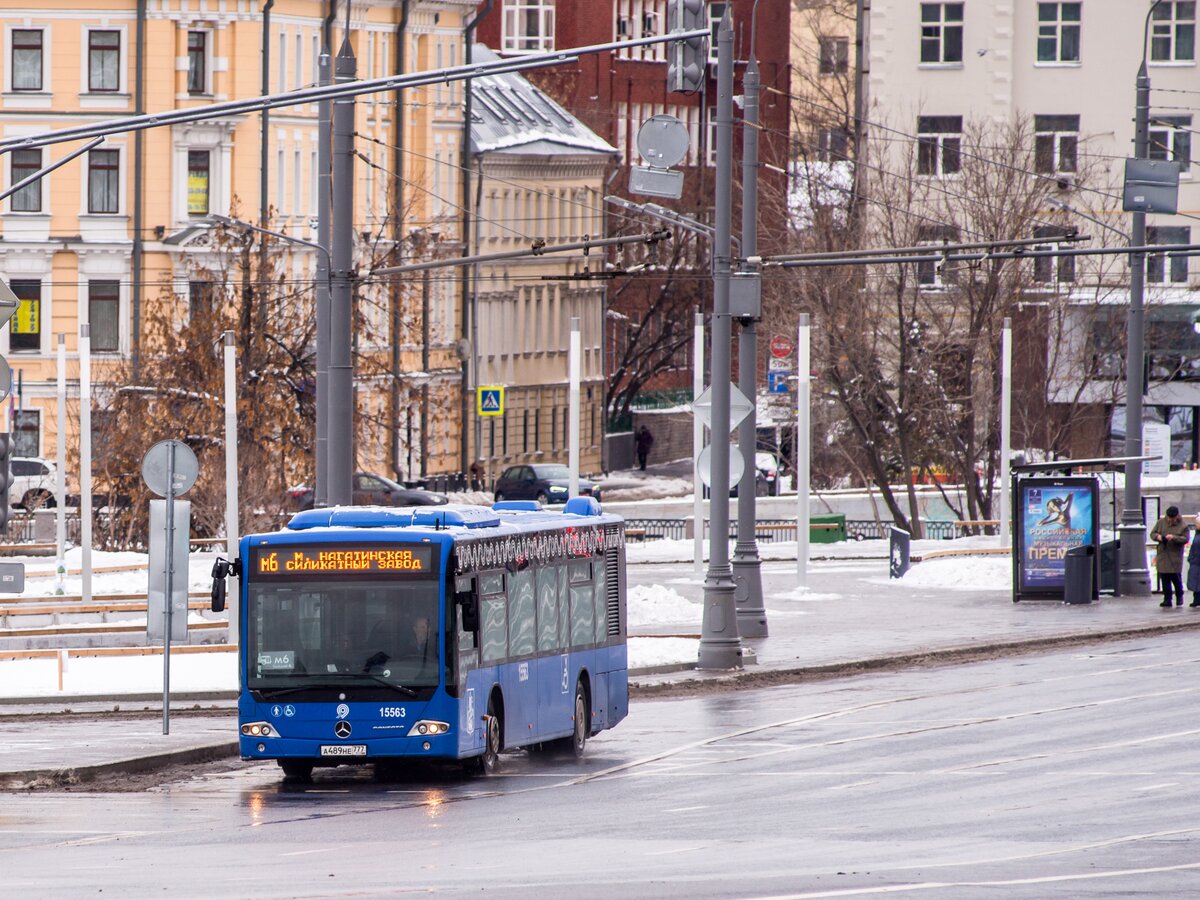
[143,439,198,734]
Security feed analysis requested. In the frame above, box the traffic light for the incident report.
[667,0,707,94]
[0,432,12,531]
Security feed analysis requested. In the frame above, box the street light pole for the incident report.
[697,7,743,671]
[732,46,767,638]
[1118,2,1162,597]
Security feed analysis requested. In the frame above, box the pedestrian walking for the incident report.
[1186,514,1200,608]
[635,425,654,471]
[1151,505,1189,608]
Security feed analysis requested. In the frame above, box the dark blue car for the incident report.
[492,464,600,505]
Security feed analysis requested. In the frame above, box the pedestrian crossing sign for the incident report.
[477,386,504,417]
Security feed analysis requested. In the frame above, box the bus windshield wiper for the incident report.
[256,674,417,699]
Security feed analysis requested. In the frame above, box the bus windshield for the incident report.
[247,578,441,694]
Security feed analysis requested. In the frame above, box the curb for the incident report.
[0,740,239,790]
[627,618,1200,695]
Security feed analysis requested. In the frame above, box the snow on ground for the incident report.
[627,584,701,627]
[599,477,696,503]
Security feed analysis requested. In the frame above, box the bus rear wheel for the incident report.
[550,680,589,759]
[279,759,314,782]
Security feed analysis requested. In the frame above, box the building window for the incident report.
[1036,3,1081,63]
[707,2,729,64]
[917,225,959,286]
[614,0,666,62]
[1151,1,1196,62]
[88,281,120,352]
[1034,114,1079,174]
[1149,115,1192,171]
[819,37,849,74]
[8,280,41,352]
[187,150,210,216]
[13,409,39,458]
[88,30,121,92]
[502,0,555,53]
[10,149,42,212]
[189,280,214,322]
[1032,225,1076,285]
[187,31,207,94]
[816,127,850,161]
[917,116,962,176]
[12,28,43,91]
[920,3,964,64]
[87,149,119,213]
[1147,226,1190,284]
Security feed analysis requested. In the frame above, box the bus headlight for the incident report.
[407,720,450,737]
[241,721,279,738]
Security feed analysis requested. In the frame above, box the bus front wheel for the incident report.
[466,696,503,776]
[279,759,314,782]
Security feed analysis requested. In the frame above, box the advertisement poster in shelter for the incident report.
[1014,476,1099,597]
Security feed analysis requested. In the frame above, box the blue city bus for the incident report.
[211,497,628,780]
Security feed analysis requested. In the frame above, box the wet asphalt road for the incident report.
[3,631,1199,898]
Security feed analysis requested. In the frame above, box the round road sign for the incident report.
[769,335,794,359]
[142,439,199,498]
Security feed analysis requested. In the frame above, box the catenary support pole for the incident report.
[1000,317,1012,546]
[162,441,175,736]
[328,35,356,506]
[79,324,92,605]
[693,310,705,574]
[569,318,581,498]
[55,334,65,595]
[797,314,810,587]
[732,49,766,638]
[315,39,332,508]
[1119,17,1158,596]
[698,8,743,671]
[224,331,239,647]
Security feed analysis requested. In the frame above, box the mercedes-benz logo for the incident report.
[334,721,352,739]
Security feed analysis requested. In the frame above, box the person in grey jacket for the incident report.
[1186,514,1200,608]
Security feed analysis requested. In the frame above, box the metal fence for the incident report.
[624,518,689,541]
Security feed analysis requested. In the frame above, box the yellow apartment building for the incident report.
[0,0,475,488]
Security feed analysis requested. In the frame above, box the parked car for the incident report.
[755,451,780,497]
[492,464,601,505]
[288,472,449,511]
[10,456,58,510]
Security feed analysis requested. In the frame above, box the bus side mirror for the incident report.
[210,557,240,613]
[458,591,479,632]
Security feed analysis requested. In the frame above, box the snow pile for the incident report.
[628,637,697,670]
[898,555,1012,591]
[627,584,701,627]
[446,490,493,506]
[600,478,694,503]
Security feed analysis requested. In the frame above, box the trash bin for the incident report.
[1064,544,1095,604]
[1098,539,1121,595]
[811,513,846,543]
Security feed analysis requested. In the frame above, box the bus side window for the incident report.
[536,565,559,652]
[456,582,479,635]
[480,573,508,663]
[508,569,536,657]
[593,563,607,643]
[557,564,570,649]
[569,561,595,648]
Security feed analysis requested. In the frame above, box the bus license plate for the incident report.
[320,745,367,757]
